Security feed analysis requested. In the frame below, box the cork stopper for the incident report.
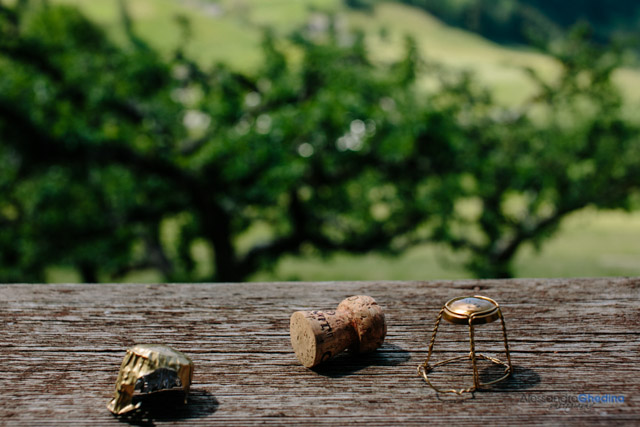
[289,295,386,368]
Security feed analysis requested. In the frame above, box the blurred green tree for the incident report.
[0,2,638,282]
[0,2,443,282]
[429,26,640,277]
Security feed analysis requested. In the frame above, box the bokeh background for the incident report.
[1,0,640,283]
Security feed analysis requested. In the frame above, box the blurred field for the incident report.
[38,0,640,281]
[46,208,640,282]
[252,208,640,281]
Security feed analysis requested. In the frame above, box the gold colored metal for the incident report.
[417,296,512,394]
[443,296,501,324]
[107,344,194,415]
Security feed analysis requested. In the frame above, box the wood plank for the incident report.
[0,278,639,425]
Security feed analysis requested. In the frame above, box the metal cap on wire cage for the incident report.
[417,295,513,394]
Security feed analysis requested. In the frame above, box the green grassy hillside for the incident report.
[51,0,640,105]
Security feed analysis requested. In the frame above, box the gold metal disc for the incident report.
[442,296,500,325]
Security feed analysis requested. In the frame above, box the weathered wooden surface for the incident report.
[1,278,639,426]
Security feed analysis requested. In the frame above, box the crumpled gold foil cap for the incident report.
[107,344,194,415]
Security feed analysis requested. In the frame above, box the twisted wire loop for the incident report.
[418,299,513,394]
[417,306,475,395]
[500,309,513,371]
[424,307,445,368]
[468,313,478,391]
[476,307,513,386]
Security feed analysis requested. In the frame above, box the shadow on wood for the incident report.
[115,389,218,427]
[427,365,541,401]
[312,343,411,378]
[481,365,541,391]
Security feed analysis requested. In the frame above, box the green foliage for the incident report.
[0,2,638,282]
[429,26,640,277]
[392,0,640,48]
[0,2,434,282]
[0,3,185,281]
[344,0,377,11]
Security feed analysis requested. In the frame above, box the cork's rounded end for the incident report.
[289,311,318,368]
[337,295,386,353]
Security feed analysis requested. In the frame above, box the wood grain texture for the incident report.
[1,278,639,426]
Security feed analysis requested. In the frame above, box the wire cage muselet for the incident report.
[418,296,513,394]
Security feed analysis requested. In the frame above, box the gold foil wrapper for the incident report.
[107,344,194,415]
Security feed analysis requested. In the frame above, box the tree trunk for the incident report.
[79,262,98,283]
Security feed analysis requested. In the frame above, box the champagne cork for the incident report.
[289,295,387,368]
